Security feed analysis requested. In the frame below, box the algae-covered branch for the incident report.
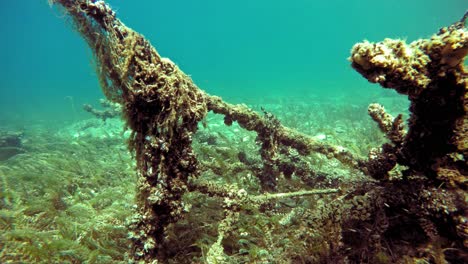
[350,12,468,187]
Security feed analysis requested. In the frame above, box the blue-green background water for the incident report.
[0,0,466,122]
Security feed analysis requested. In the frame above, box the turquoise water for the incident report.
[0,0,465,122]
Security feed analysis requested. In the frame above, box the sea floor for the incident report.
[0,96,409,263]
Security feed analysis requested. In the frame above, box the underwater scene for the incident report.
[1,0,467,263]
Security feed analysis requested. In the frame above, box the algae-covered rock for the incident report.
[0,131,24,161]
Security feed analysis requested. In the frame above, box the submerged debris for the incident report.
[3,1,465,263]
[83,99,122,121]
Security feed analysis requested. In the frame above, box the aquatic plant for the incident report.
[0,127,134,263]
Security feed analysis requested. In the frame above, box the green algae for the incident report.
[0,121,134,263]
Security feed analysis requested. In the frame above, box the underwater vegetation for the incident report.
[1,0,467,263]
[0,121,134,263]
[0,100,386,263]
